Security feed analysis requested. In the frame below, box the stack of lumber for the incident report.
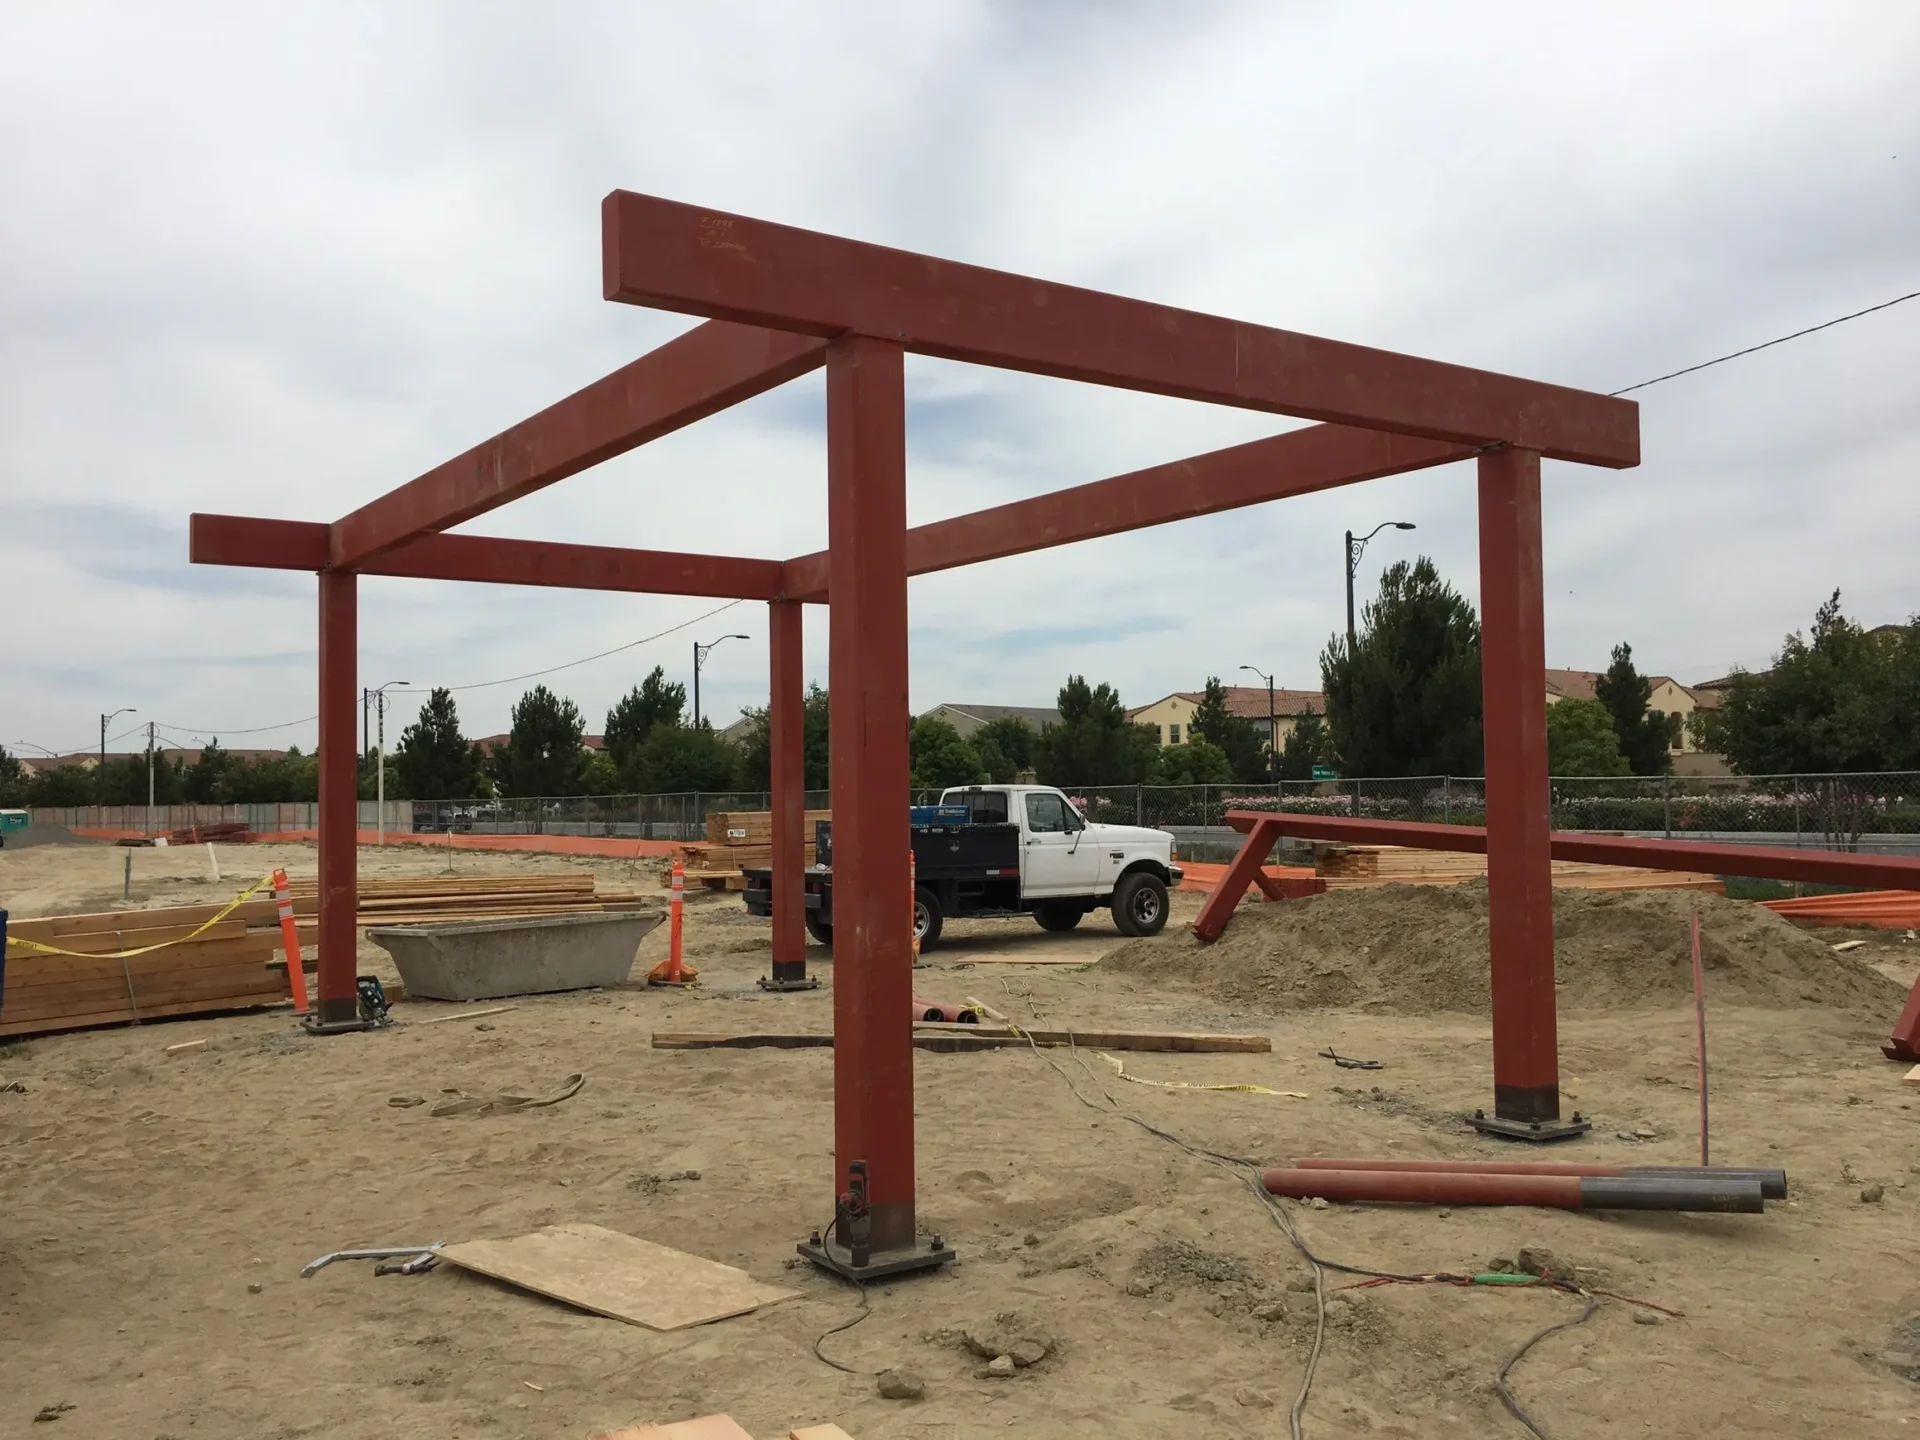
[1764,889,1920,930]
[169,819,252,844]
[2,905,287,1037]
[673,810,829,890]
[283,873,652,924]
[1312,844,1722,894]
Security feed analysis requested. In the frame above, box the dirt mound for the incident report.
[1104,882,1902,1014]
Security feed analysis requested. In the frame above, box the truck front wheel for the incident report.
[1033,901,1085,933]
[1112,872,1170,937]
[805,915,833,948]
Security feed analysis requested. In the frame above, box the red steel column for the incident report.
[768,597,808,983]
[1478,446,1561,1123]
[314,567,361,1028]
[826,335,916,1252]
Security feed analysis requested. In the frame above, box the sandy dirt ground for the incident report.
[5,838,1920,1439]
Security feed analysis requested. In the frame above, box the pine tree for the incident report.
[394,688,485,799]
[1594,643,1672,775]
[492,686,587,797]
[605,667,687,773]
[1032,676,1158,787]
[1189,677,1269,783]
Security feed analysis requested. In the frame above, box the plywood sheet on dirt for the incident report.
[439,1223,796,1331]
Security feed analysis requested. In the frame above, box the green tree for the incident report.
[631,723,738,793]
[394,688,485,800]
[605,667,686,774]
[184,739,234,803]
[492,685,587,796]
[974,716,1037,774]
[1275,708,1328,782]
[1032,676,1159,788]
[1321,557,1482,776]
[30,764,94,806]
[909,717,985,788]
[1594,643,1672,775]
[1692,593,1911,774]
[1190,677,1270,783]
[0,744,27,807]
[1151,734,1233,784]
[1546,699,1630,776]
[582,749,621,796]
[731,683,831,790]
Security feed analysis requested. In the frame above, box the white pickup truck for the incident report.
[742,783,1183,948]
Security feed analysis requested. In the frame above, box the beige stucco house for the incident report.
[1544,669,1728,776]
[1128,686,1326,751]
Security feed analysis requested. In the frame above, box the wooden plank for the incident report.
[790,1427,858,1440]
[6,899,287,940]
[0,965,284,1023]
[0,986,290,1038]
[589,1417,756,1440]
[1,918,248,956]
[651,1028,1271,1054]
[438,1223,797,1331]
[5,935,275,983]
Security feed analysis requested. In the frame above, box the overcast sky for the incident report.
[3,1,1916,759]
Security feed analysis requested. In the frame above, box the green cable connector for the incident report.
[1471,1272,1542,1286]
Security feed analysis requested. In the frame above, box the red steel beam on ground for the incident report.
[1219,811,1920,890]
[602,191,1639,468]
[330,323,828,568]
[1478,446,1561,1126]
[190,515,785,600]
[1193,815,1287,942]
[781,424,1473,601]
[315,569,359,1028]
[825,335,918,1255]
[767,598,807,983]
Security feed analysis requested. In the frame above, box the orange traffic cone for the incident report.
[272,867,309,1013]
[648,860,697,986]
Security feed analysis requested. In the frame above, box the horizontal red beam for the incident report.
[1225,810,1920,891]
[603,190,1638,468]
[191,514,784,600]
[783,424,1472,600]
[329,321,827,569]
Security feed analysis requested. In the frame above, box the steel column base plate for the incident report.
[1468,1109,1592,1143]
[797,1230,954,1282]
[300,1012,376,1036]
[758,974,820,992]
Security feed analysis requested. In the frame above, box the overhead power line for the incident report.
[1609,287,1920,396]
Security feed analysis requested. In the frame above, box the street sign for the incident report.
[1311,765,1338,781]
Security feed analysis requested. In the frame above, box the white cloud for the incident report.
[2,0,1916,756]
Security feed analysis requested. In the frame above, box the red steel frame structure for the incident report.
[192,190,1645,1269]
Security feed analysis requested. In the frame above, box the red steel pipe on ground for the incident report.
[313,569,360,1030]
[1263,1167,1764,1213]
[1293,1157,1787,1199]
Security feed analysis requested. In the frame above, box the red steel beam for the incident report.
[603,190,1639,468]
[825,335,918,1255]
[315,569,359,1028]
[782,424,1472,601]
[329,322,828,568]
[1221,810,1920,890]
[1478,446,1560,1126]
[1193,815,1287,942]
[767,598,808,983]
[190,514,785,600]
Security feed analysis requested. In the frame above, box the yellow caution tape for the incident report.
[1096,1051,1306,1097]
[6,873,279,959]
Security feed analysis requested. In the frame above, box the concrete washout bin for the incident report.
[367,911,665,1002]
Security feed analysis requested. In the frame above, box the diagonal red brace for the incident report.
[1194,816,1286,942]
[1885,983,1920,1063]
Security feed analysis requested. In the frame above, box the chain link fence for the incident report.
[34,774,1919,856]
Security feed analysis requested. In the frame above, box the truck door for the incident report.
[1020,791,1100,897]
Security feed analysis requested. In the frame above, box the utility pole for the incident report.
[373,680,409,846]
[362,688,371,764]
[146,720,156,831]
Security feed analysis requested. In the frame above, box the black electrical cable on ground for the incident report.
[810,1281,874,1374]
[1492,1290,1601,1440]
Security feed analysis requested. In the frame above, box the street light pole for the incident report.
[99,706,136,807]
[373,681,409,846]
[692,633,751,729]
[1240,664,1275,779]
[1344,521,1418,653]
